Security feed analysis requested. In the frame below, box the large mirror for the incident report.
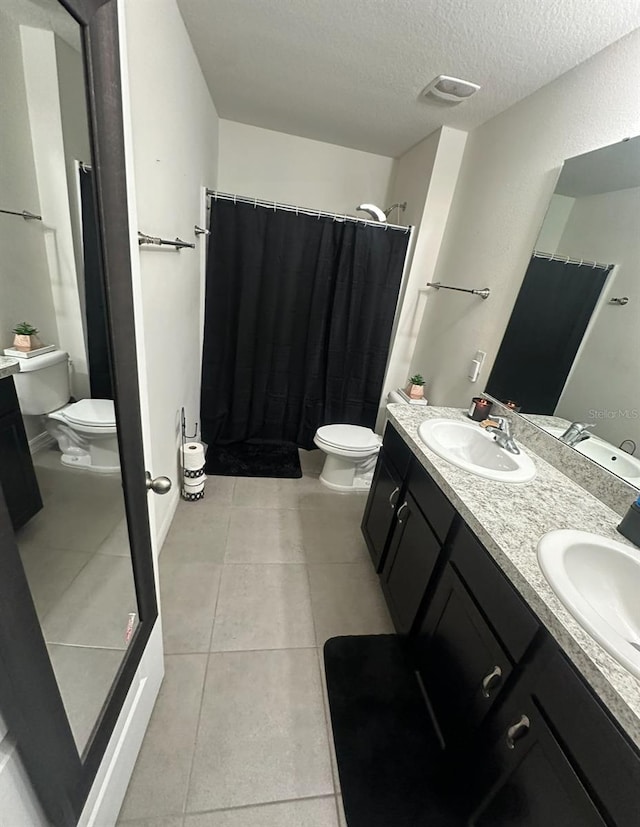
[0,0,140,755]
[486,136,640,487]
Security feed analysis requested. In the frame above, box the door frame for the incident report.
[0,0,161,823]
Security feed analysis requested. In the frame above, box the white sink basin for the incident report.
[541,426,640,485]
[538,529,640,679]
[418,418,537,483]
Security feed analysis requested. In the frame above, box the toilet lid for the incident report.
[316,424,379,450]
[62,399,116,428]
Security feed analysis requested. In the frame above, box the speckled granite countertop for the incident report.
[387,403,640,747]
[0,356,19,380]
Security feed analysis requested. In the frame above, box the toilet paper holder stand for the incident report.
[180,407,205,501]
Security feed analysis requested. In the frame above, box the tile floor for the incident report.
[15,447,137,750]
[118,450,394,826]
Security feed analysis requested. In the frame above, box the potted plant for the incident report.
[12,322,42,352]
[406,373,426,400]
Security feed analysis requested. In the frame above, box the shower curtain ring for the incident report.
[233,194,237,205]
[273,202,277,212]
[579,259,583,267]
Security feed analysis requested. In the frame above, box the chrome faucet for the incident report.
[559,422,594,447]
[483,416,520,455]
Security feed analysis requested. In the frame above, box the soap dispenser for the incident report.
[617,494,640,547]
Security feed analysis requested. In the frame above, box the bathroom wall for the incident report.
[217,120,394,214]
[409,28,640,408]
[378,126,467,425]
[0,11,59,365]
[122,0,219,540]
[554,186,640,447]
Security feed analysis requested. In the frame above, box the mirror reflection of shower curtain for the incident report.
[200,200,410,449]
[487,256,610,413]
[79,166,113,400]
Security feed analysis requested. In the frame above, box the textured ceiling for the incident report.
[556,136,640,197]
[177,0,640,158]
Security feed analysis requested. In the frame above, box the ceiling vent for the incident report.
[421,75,481,104]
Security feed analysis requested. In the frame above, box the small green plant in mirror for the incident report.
[12,321,42,352]
[409,373,425,386]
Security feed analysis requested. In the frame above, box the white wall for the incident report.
[554,186,640,446]
[123,0,219,538]
[409,28,640,407]
[217,120,394,214]
[0,12,58,359]
[21,26,90,400]
[377,127,467,426]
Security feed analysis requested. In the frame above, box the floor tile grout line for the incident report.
[183,791,338,818]
[302,547,338,799]
[180,651,214,817]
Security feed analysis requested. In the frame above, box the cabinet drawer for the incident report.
[530,643,640,827]
[381,422,413,480]
[451,522,539,663]
[407,460,455,543]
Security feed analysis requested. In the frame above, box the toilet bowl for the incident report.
[313,391,406,492]
[12,349,120,474]
[313,424,382,492]
[46,398,120,473]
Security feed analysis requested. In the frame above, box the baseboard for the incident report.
[28,431,54,456]
[155,487,179,556]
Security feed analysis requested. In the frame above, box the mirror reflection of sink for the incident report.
[542,426,640,485]
[538,529,640,679]
[417,418,537,483]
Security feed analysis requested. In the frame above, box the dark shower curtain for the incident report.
[486,255,610,413]
[200,200,409,450]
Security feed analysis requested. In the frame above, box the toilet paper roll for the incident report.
[183,481,205,496]
[183,467,206,480]
[181,442,205,470]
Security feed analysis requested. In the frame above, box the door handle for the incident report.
[388,486,400,509]
[506,714,530,749]
[145,472,172,495]
[396,502,408,524]
[481,665,503,698]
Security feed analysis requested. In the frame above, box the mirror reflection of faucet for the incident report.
[559,422,594,447]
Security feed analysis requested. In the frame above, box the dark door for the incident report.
[470,699,606,827]
[361,453,403,571]
[380,493,442,634]
[416,565,512,748]
[0,380,42,530]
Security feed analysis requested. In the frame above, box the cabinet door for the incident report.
[0,408,42,531]
[381,493,442,634]
[470,698,606,827]
[361,453,403,571]
[416,565,512,748]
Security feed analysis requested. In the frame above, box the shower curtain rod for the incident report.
[206,189,411,232]
[533,250,613,270]
[0,207,42,221]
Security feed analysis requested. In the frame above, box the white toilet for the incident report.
[13,350,120,473]
[313,391,405,492]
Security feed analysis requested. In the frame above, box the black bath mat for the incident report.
[204,441,302,478]
[324,635,462,827]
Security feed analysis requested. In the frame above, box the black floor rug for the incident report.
[204,441,302,478]
[324,635,462,827]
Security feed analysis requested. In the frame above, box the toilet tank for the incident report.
[13,350,70,415]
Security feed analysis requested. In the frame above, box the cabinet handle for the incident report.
[388,486,400,509]
[506,714,531,749]
[396,502,409,524]
[481,665,503,698]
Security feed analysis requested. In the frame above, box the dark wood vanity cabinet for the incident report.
[0,377,42,530]
[361,422,640,826]
[361,423,412,571]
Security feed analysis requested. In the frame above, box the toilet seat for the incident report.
[315,424,380,452]
[60,398,116,429]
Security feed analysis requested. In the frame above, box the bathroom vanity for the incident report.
[361,404,640,825]
[0,363,42,530]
